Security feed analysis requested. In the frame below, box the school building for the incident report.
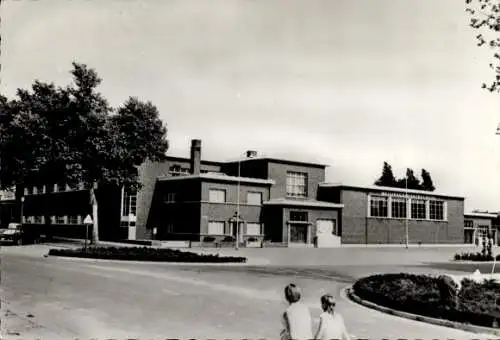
[464,212,500,246]
[14,138,480,247]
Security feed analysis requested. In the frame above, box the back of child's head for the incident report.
[284,283,302,304]
[321,294,336,313]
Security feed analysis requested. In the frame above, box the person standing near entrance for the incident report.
[280,283,313,340]
[314,294,351,340]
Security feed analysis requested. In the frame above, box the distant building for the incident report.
[0,188,17,228]
[464,212,499,246]
[318,184,465,244]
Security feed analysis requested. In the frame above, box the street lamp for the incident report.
[405,177,409,249]
[235,158,241,250]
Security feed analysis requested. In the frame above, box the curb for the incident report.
[344,287,500,336]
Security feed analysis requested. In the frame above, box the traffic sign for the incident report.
[83,215,93,224]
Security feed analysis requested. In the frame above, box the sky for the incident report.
[1,0,499,211]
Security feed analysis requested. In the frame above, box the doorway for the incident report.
[290,224,308,244]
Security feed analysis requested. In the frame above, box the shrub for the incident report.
[352,273,500,328]
[453,252,498,261]
[48,246,247,263]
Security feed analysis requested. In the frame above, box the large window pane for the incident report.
[247,192,262,205]
[208,221,225,235]
[370,196,388,217]
[286,172,307,198]
[411,199,426,219]
[209,189,226,203]
[391,198,407,218]
[246,223,262,236]
[429,200,444,220]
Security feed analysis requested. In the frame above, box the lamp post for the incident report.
[235,158,241,250]
[405,177,409,249]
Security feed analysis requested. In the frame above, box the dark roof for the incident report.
[224,156,327,168]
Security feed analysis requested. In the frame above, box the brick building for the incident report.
[318,184,465,244]
[16,139,469,246]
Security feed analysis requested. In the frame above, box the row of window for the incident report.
[204,189,264,205]
[207,221,263,236]
[24,183,85,196]
[369,195,446,221]
[22,215,87,225]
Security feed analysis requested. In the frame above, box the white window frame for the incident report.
[369,195,388,218]
[247,192,262,205]
[209,189,226,203]
[286,171,308,198]
[429,200,445,221]
[246,223,262,236]
[56,215,66,224]
[391,197,407,219]
[411,199,426,219]
[121,186,138,217]
[207,221,225,235]
[68,215,79,224]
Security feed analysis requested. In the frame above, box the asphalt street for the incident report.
[1,244,498,339]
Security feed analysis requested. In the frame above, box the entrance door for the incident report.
[290,224,308,243]
[464,230,474,244]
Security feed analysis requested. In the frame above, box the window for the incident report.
[208,221,225,235]
[37,185,45,194]
[290,211,308,222]
[209,189,226,203]
[50,216,56,224]
[165,193,177,203]
[24,187,28,196]
[122,186,137,216]
[21,216,26,223]
[26,187,33,195]
[429,200,444,220]
[166,223,175,233]
[68,216,78,224]
[411,199,426,219]
[370,195,388,217]
[247,192,262,205]
[56,216,66,224]
[34,216,44,224]
[286,171,308,198]
[246,223,262,236]
[465,220,474,228]
[169,165,190,177]
[391,197,407,218]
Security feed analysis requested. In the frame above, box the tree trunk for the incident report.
[89,182,99,244]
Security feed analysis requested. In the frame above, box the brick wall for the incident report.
[267,162,326,200]
[339,188,465,244]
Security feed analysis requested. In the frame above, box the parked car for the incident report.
[0,223,41,245]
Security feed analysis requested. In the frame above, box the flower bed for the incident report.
[48,246,247,263]
[352,273,500,328]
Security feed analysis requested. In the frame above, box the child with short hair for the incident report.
[280,283,313,340]
[314,294,350,340]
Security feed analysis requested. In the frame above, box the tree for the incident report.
[420,169,436,191]
[374,161,398,187]
[396,168,421,190]
[465,0,500,93]
[0,62,169,244]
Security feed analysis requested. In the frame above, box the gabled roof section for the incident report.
[263,198,343,208]
[319,182,464,200]
[157,173,275,185]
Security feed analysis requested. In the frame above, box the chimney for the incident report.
[246,150,257,158]
[190,139,202,175]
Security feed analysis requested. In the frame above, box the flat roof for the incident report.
[224,156,328,168]
[263,198,344,209]
[319,182,465,200]
[157,173,275,185]
[164,156,221,166]
[465,212,499,219]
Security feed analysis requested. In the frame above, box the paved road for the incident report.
[1,244,497,339]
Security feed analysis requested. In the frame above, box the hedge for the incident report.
[353,273,500,328]
[48,246,247,263]
[454,252,500,262]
